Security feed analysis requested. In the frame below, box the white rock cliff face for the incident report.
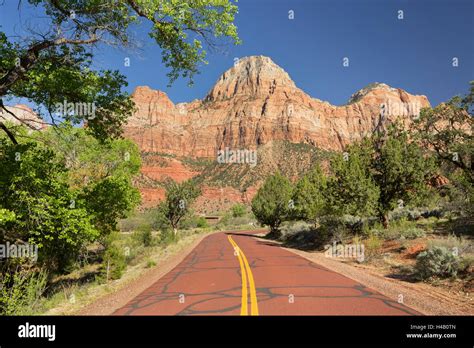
[0,104,47,130]
[124,55,430,157]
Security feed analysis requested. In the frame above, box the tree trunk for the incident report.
[381,214,389,229]
[266,225,281,239]
[0,122,18,144]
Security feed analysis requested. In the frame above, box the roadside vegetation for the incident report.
[252,83,473,292]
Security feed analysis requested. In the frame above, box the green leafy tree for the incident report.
[0,124,142,271]
[159,179,202,236]
[251,172,293,238]
[372,124,436,227]
[327,141,380,218]
[411,83,473,216]
[231,203,246,218]
[42,125,142,237]
[328,124,435,228]
[292,164,328,225]
[42,124,141,188]
[81,176,141,239]
[0,0,240,142]
[412,82,473,184]
[0,141,98,272]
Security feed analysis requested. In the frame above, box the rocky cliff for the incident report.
[124,55,430,157]
[0,104,47,130]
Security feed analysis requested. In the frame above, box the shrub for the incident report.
[318,216,350,244]
[428,235,473,255]
[146,260,157,268]
[280,222,322,249]
[0,268,48,315]
[251,172,293,237]
[280,221,313,238]
[414,246,460,280]
[196,216,208,228]
[365,233,383,258]
[102,244,127,281]
[133,225,153,247]
[158,228,176,246]
[158,179,202,235]
[231,204,246,218]
[401,227,425,240]
[370,220,425,241]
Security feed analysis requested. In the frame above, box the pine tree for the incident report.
[327,141,380,218]
[292,164,327,225]
[251,172,293,238]
[372,124,435,227]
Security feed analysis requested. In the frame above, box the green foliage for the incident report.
[81,176,141,237]
[0,141,99,271]
[42,125,142,188]
[0,125,141,271]
[412,81,473,185]
[251,172,293,236]
[402,227,426,240]
[159,228,177,246]
[415,246,461,280]
[0,208,16,224]
[46,126,141,237]
[133,225,153,247]
[328,141,380,218]
[292,164,327,223]
[158,179,202,234]
[364,233,383,259]
[0,268,48,315]
[143,0,241,85]
[372,124,436,226]
[101,234,127,281]
[367,218,427,241]
[328,124,435,227]
[146,259,157,268]
[215,210,257,230]
[231,203,246,218]
[196,216,208,228]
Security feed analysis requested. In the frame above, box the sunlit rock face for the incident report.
[0,104,47,130]
[124,55,430,157]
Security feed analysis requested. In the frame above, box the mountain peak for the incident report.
[347,83,396,104]
[347,82,429,105]
[205,55,297,102]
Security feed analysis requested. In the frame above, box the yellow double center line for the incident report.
[227,235,259,316]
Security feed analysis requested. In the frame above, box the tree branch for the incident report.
[0,33,99,98]
[0,121,18,144]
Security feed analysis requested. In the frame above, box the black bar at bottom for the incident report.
[0,316,472,346]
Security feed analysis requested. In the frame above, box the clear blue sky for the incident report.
[1,0,473,106]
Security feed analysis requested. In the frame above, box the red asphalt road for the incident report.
[114,230,419,315]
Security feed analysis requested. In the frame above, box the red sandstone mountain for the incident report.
[123,56,431,210]
[124,55,430,157]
